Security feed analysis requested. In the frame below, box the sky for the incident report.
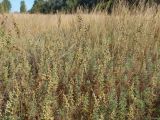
[0,0,34,12]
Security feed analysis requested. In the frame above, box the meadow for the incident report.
[0,7,160,120]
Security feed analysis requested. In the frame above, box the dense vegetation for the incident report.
[0,0,160,120]
[20,0,27,13]
[30,0,160,13]
[0,0,160,14]
[0,0,11,13]
[0,6,160,119]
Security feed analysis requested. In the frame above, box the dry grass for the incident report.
[0,8,160,120]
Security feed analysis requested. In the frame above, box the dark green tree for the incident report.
[66,0,78,12]
[29,0,160,14]
[30,0,45,13]
[48,0,66,13]
[0,0,11,13]
[79,0,97,9]
[20,0,27,13]
[0,3,5,13]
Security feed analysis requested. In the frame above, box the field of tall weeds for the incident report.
[0,8,160,120]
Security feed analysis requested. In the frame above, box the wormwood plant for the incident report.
[0,9,160,120]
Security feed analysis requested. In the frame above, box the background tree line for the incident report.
[0,0,160,14]
[30,0,160,14]
[0,0,27,13]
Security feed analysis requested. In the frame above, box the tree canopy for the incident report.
[0,0,160,14]
[30,0,160,14]
[30,0,45,13]
[0,0,11,13]
[20,0,27,13]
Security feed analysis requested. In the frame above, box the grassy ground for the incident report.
[0,9,160,119]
